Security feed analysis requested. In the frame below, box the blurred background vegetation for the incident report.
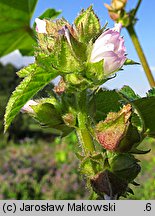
[0,62,88,199]
[0,0,155,200]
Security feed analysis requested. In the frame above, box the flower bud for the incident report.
[62,113,76,127]
[54,77,66,95]
[21,100,38,114]
[90,23,126,75]
[104,0,127,21]
[112,0,127,10]
[35,18,47,34]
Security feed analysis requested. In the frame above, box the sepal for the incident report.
[90,170,128,198]
[110,153,141,183]
[74,6,101,43]
[124,59,140,65]
[31,102,62,127]
[86,60,104,84]
[95,104,132,151]
[62,112,76,127]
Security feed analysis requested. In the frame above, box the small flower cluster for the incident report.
[35,17,126,75]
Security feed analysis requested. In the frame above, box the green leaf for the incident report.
[86,60,104,84]
[132,97,155,137]
[0,0,38,56]
[4,65,59,132]
[39,8,61,20]
[0,0,61,57]
[119,87,155,136]
[32,103,62,127]
[89,89,123,122]
[16,63,37,78]
[74,6,101,43]
[120,85,140,101]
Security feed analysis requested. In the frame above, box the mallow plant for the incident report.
[4,6,155,199]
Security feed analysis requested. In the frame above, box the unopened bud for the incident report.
[104,0,127,21]
[54,77,66,95]
[112,0,127,10]
[62,113,76,127]
[105,0,127,11]
[21,100,38,114]
[90,23,126,75]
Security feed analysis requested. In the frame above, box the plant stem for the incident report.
[76,90,95,154]
[127,25,155,88]
[133,0,142,17]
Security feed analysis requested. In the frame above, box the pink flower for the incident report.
[21,100,38,114]
[90,23,126,75]
[35,18,47,34]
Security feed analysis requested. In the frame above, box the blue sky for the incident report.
[33,0,155,96]
[1,0,155,96]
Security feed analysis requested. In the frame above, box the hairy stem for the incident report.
[76,90,95,154]
[127,25,155,88]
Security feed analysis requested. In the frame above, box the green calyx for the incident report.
[95,104,132,151]
[31,103,61,127]
[74,6,101,43]
[90,170,128,199]
[30,99,73,136]
[110,153,141,183]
